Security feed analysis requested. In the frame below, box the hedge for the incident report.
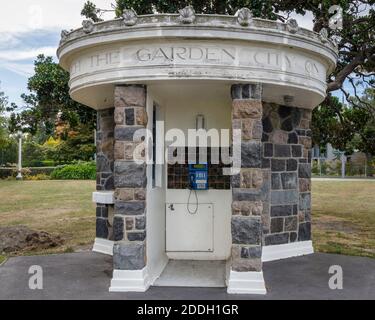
[50,162,96,180]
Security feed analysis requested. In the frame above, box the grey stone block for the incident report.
[232,188,262,201]
[298,222,311,241]
[115,126,145,141]
[136,216,146,230]
[299,163,311,178]
[264,233,289,245]
[262,117,273,133]
[114,162,147,188]
[271,190,298,204]
[97,154,112,173]
[113,216,124,241]
[241,141,262,168]
[290,232,297,242]
[232,217,261,245]
[113,242,146,270]
[285,216,298,232]
[127,231,146,241]
[281,118,293,132]
[125,108,135,125]
[288,132,298,144]
[271,205,293,217]
[281,172,297,189]
[271,173,281,190]
[299,193,311,211]
[115,201,145,215]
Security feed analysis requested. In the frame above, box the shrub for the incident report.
[50,161,96,180]
[25,174,51,181]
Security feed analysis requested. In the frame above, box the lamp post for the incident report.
[13,131,24,180]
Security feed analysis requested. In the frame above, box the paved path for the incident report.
[0,252,374,300]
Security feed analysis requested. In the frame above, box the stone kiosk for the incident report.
[58,7,337,294]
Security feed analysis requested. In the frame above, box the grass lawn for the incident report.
[312,180,375,258]
[0,180,96,256]
[0,179,374,258]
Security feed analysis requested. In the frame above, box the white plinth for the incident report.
[262,240,314,262]
[227,271,267,295]
[109,268,151,292]
[92,191,114,204]
[93,238,114,256]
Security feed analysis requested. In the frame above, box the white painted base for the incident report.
[109,268,151,292]
[227,271,267,295]
[92,238,114,256]
[262,240,314,262]
[92,191,114,204]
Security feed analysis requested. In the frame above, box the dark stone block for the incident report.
[271,217,284,233]
[231,84,242,99]
[262,117,273,133]
[115,126,145,141]
[281,118,293,132]
[292,145,302,158]
[271,173,281,190]
[113,243,145,270]
[299,163,311,178]
[135,216,146,230]
[96,206,103,217]
[298,222,311,241]
[271,159,286,172]
[271,205,293,217]
[287,159,298,171]
[96,218,108,239]
[128,231,146,241]
[125,108,135,125]
[261,158,270,168]
[241,141,261,168]
[296,129,306,136]
[114,162,147,188]
[241,246,262,259]
[265,233,289,245]
[278,106,292,119]
[264,143,273,157]
[113,216,124,241]
[293,204,298,215]
[262,133,269,142]
[115,201,145,215]
[290,232,297,242]
[242,83,262,100]
[271,190,298,204]
[288,132,298,144]
[281,172,297,189]
[242,84,250,99]
[232,217,261,245]
[274,145,291,158]
[104,175,114,190]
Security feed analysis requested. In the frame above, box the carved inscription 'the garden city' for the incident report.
[70,43,323,80]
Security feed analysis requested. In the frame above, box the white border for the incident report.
[93,238,114,256]
[262,240,314,262]
[227,271,267,295]
[109,267,151,292]
[92,191,114,204]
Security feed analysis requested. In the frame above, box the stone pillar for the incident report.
[95,109,115,242]
[110,85,149,292]
[227,83,267,294]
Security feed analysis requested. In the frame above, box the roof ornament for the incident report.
[60,30,69,42]
[319,28,329,43]
[122,8,138,26]
[286,19,299,34]
[237,8,253,27]
[82,19,95,34]
[179,5,196,24]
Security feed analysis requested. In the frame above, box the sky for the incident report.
[0,1,344,107]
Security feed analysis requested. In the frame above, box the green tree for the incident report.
[81,1,104,22]
[9,55,96,136]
